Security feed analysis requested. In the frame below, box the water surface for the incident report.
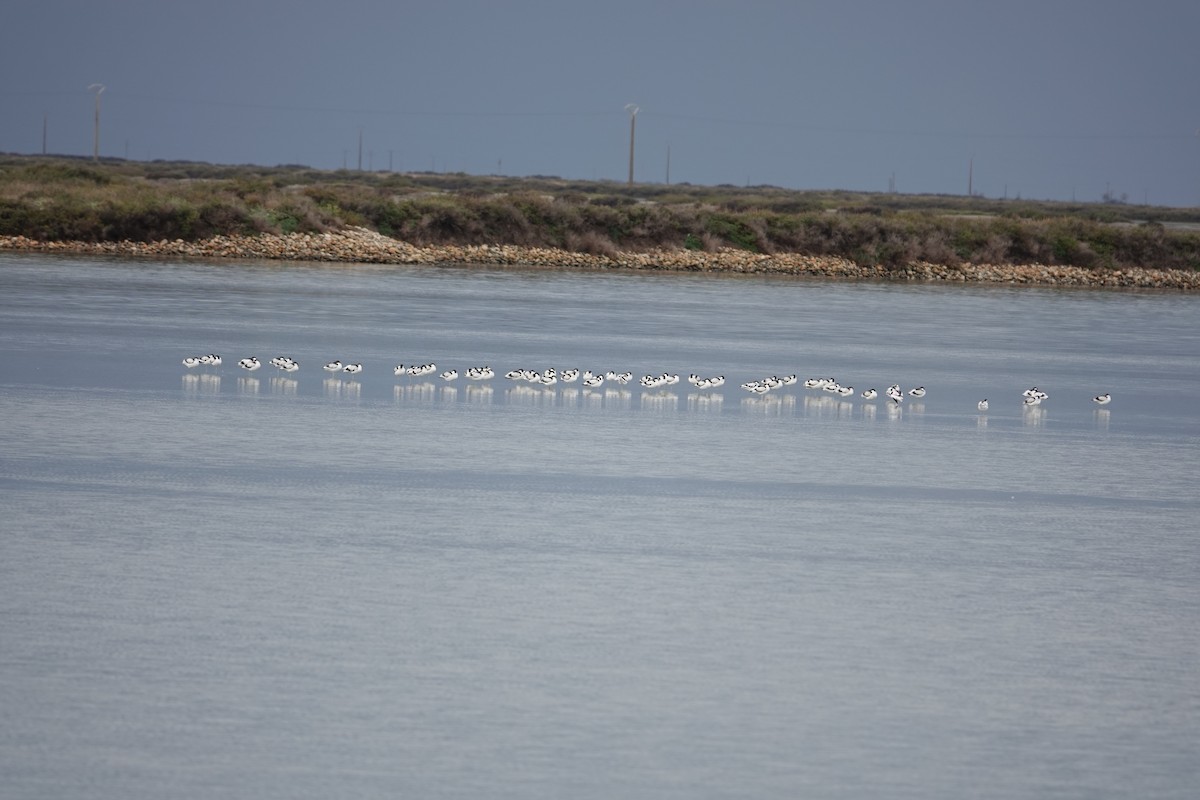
[1,253,1198,799]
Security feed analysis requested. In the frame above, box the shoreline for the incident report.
[3,227,1198,290]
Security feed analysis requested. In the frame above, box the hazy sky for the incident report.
[4,0,1198,205]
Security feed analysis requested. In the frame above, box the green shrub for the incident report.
[4,154,1200,270]
[704,213,760,251]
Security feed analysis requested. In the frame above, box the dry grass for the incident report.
[2,154,1198,271]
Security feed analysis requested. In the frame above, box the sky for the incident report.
[3,0,1199,206]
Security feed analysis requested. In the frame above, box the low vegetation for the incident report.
[2,154,1199,272]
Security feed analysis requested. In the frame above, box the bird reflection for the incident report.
[182,373,221,396]
[640,391,679,412]
[802,395,847,418]
[1022,405,1045,427]
[323,378,361,400]
[395,382,436,404]
[687,392,724,414]
[603,388,632,410]
[465,385,494,405]
[746,394,796,416]
[505,385,557,406]
[270,376,298,395]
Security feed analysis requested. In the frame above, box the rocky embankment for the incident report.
[3,226,1198,290]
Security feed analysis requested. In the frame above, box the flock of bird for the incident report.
[182,354,1113,408]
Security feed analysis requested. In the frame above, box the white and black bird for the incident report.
[323,360,343,372]
[342,363,363,375]
[909,386,926,398]
[861,388,878,400]
[977,399,989,411]
[466,366,495,380]
[238,357,261,371]
[1093,393,1111,405]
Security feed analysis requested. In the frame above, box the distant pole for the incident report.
[42,113,47,155]
[88,83,105,161]
[625,104,639,185]
[967,157,973,197]
[666,143,670,185]
[357,129,363,171]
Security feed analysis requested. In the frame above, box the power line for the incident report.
[5,88,1188,142]
[625,104,639,185]
[88,84,105,161]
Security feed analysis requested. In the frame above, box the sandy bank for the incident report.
[3,227,1198,290]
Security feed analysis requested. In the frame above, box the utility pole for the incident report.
[625,104,639,185]
[967,157,973,197]
[42,113,47,155]
[665,143,670,185]
[88,84,105,161]
[357,128,363,171]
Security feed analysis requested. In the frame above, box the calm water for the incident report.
[1,252,1198,799]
